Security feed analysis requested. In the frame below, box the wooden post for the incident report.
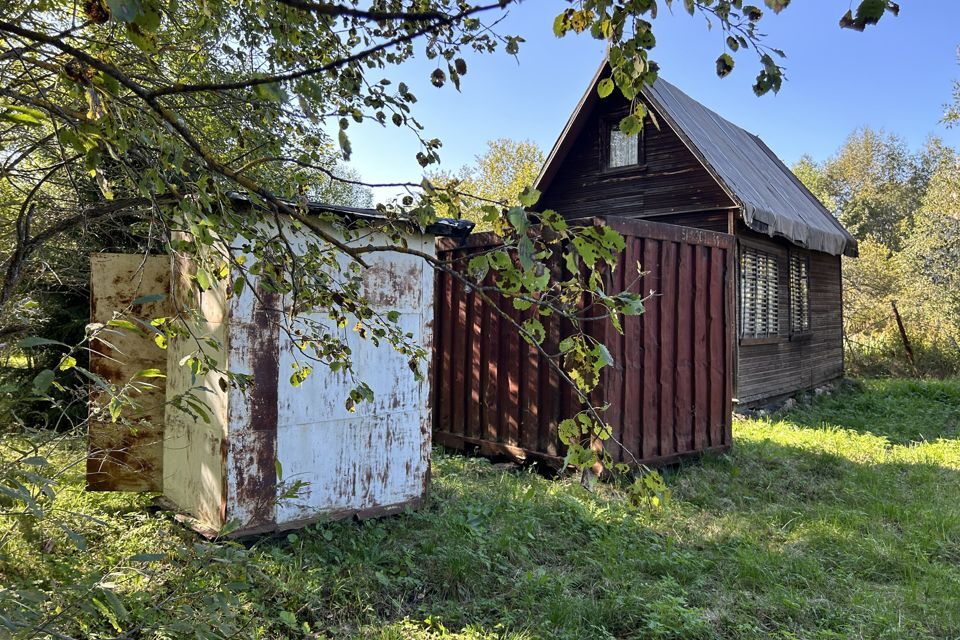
[890,300,916,371]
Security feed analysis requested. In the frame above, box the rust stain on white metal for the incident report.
[87,253,171,492]
[162,250,230,527]
[162,220,436,534]
[270,227,433,527]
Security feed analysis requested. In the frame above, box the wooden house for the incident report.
[535,63,858,405]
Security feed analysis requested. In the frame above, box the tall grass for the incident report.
[2,378,959,639]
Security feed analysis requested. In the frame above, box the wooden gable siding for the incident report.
[735,226,844,403]
[539,94,736,223]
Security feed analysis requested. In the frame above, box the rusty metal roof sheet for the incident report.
[643,78,857,257]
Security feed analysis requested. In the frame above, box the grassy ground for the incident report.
[2,378,960,639]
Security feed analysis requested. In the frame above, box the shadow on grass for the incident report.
[249,428,960,640]
[7,379,960,639]
[780,378,960,444]
[6,429,960,639]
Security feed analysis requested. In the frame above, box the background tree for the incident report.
[428,138,544,228]
[796,132,960,376]
[946,47,960,127]
[805,128,925,249]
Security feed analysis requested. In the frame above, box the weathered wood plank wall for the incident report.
[538,94,736,221]
[735,226,845,403]
[433,216,735,467]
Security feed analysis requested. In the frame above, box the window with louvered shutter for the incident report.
[789,252,811,334]
[739,247,779,339]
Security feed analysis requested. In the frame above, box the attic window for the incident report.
[739,247,779,340]
[789,252,811,334]
[607,124,641,168]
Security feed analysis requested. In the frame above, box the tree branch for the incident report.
[146,1,512,97]
[272,0,448,21]
[0,19,373,266]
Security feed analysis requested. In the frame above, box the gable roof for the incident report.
[535,63,858,257]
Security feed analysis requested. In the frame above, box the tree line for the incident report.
[795,121,960,376]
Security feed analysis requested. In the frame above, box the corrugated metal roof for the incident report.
[643,78,856,257]
[535,62,857,257]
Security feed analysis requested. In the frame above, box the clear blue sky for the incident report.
[343,2,960,202]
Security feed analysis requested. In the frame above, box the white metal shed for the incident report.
[87,200,471,536]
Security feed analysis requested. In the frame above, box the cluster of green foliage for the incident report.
[3,378,959,639]
[427,138,545,229]
[795,130,960,378]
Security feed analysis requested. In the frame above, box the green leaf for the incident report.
[58,355,77,371]
[597,77,615,98]
[289,366,312,387]
[506,207,529,234]
[131,293,166,305]
[572,236,599,267]
[278,611,298,629]
[135,368,165,378]
[522,318,545,345]
[128,553,166,562]
[467,255,490,281]
[32,369,55,395]
[512,297,533,311]
[107,319,145,334]
[1,106,46,127]
[18,336,68,349]
[338,128,352,160]
[517,186,541,207]
[855,0,886,23]
[517,236,535,271]
[194,268,211,291]
[552,12,567,36]
[743,5,763,21]
[716,53,735,78]
[108,397,123,422]
[618,114,643,136]
[125,24,156,52]
[764,0,791,13]
[558,418,578,444]
[594,343,614,369]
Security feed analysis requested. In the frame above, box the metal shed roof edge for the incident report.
[225,192,475,238]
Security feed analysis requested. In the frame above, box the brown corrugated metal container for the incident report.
[433,216,735,467]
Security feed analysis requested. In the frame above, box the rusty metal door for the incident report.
[87,253,171,492]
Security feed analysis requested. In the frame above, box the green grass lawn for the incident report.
[3,378,960,639]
